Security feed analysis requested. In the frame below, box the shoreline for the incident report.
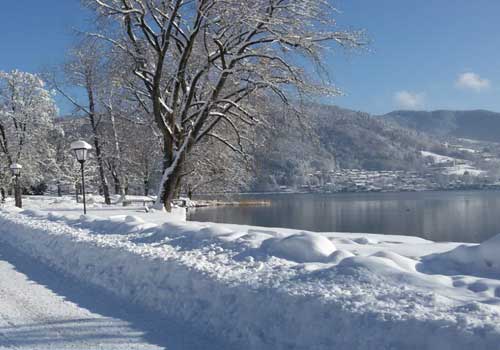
[192,186,500,198]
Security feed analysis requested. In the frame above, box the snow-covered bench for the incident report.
[121,196,155,207]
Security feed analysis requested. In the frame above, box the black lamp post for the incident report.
[9,163,22,208]
[71,140,92,214]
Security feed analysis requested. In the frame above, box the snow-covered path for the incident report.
[0,245,165,349]
[0,243,219,350]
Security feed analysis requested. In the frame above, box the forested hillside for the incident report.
[310,105,437,170]
[250,104,440,190]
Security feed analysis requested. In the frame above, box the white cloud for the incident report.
[393,91,425,109]
[456,72,490,92]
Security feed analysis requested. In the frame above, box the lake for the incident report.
[187,190,500,243]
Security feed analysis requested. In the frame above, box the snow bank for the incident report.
[1,207,500,349]
[425,233,500,277]
[263,232,336,263]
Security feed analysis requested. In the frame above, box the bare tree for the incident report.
[181,135,253,197]
[121,121,163,196]
[101,83,127,197]
[47,119,100,197]
[52,39,113,204]
[86,0,364,211]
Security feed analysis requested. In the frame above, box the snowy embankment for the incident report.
[1,199,500,349]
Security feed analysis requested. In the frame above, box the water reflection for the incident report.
[188,191,500,243]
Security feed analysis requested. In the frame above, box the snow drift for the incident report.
[262,232,336,263]
[424,233,500,278]
[1,205,500,350]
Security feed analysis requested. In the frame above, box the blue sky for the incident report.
[0,1,89,71]
[1,0,499,115]
[330,0,500,114]
[0,0,90,114]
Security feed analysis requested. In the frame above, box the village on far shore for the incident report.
[284,139,500,194]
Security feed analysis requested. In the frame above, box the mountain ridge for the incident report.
[379,109,500,142]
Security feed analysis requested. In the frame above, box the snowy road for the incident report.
[0,243,220,350]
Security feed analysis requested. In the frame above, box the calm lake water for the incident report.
[187,191,500,243]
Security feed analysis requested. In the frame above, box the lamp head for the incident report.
[9,163,22,176]
[70,140,92,163]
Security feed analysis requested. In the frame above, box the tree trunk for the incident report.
[75,183,80,203]
[114,178,121,195]
[86,83,111,205]
[160,166,183,212]
[155,139,189,212]
[143,164,150,196]
[94,140,111,204]
[110,165,123,195]
[124,178,129,195]
[162,134,174,172]
[108,109,125,197]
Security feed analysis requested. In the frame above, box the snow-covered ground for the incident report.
[442,164,485,176]
[420,150,484,176]
[0,247,159,349]
[1,196,500,349]
[456,147,478,154]
[421,151,457,164]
